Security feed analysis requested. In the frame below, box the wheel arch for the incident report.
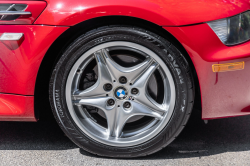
[34,15,201,120]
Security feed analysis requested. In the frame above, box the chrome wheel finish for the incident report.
[66,42,176,147]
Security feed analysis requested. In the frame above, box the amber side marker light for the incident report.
[212,62,245,72]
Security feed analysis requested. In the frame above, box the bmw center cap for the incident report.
[114,86,128,100]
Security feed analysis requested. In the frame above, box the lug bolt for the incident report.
[123,101,131,108]
[104,83,113,91]
[107,99,115,106]
[119,76,127,84]
[131,88,139,95]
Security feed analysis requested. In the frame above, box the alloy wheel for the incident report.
[65,41,176,147]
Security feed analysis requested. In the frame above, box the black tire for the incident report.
[49,26,194,158]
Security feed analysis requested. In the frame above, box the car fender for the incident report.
[35,0,250,26]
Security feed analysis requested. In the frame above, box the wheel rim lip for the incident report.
[63,41,176,147]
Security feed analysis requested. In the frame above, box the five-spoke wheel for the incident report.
[66,42,175,146]
[50,26,194,157]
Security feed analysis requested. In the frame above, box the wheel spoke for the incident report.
[73,96,114,109]
[94,50,113,84]
[106,100,163,138]
[73,96,121,137]
[131,62,159,88]
[72,51,113,99]
[130,101,163,120]
[137,93,168,113]
[101,49,153,83]
[130,62,168,112]
[104,106,117,136]
[105,105,126,138]
[118,101,163,135]
[113,109,129,138]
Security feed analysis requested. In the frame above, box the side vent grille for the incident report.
[0,4,29,21]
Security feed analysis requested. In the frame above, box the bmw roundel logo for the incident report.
[114,86,128,100]
[116,89,125,98]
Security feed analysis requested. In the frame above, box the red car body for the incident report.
[0,0,250,121]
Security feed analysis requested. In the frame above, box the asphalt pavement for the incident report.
[1,110,250,166]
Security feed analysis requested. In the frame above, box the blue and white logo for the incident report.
[114,86,127,99]
[116,89,125,98]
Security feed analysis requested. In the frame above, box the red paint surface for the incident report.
[1,0,250,121]
[165,24,250,62]
[165,24,250,119]
[0,25,68,95]
[35,0,250,26]
[0,1,46,25]
[0,93,35,121]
